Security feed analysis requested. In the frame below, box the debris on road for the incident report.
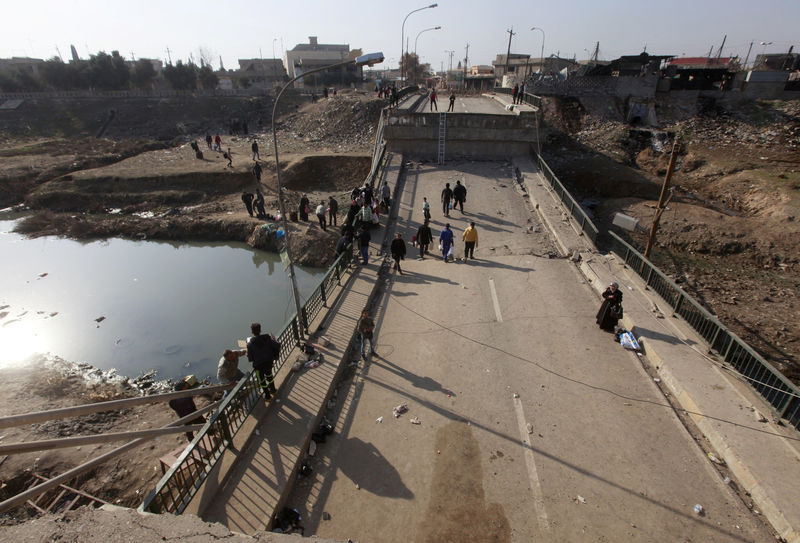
[574,495,587,504]
[376,416,383,423]
[393,404,408,418]
[693,504,705,516]
[410,416,421,425]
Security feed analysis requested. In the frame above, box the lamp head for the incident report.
[355,52,385,67]
[429,3,438,7]
[434,26,442,30]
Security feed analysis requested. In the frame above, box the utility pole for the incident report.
[645,135,681,258]
[505,27,515,83]
[445,50,455,71]
[463,43,469,90]
[716,35,727,60]
[592,42,599,63]
[743,41,754,69]
[130,51,135,62]
[165,47,172,65]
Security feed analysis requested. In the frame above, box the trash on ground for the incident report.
[619,331,641,351]
[393,404,408,418]
[376,416,383,423]
[308,441,317,456]
[410,416,421,425]
[322,512,331,521]
[526,423,533,434]
[653,378,661,383]
[574,495,586,504]
[513,392,520,399]
[693,504,704,516]
[707,452,726,466]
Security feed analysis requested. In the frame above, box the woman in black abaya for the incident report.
[596,282,623,331]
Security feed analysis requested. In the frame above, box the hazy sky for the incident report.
[3,0,798,71]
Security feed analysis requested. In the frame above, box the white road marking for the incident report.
[488,278,503,322]
[514,397,550,531]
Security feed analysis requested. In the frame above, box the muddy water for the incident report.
[0,216,323,381]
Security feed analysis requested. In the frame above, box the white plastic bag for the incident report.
[447,247,454,258]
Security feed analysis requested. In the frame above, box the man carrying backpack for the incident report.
[247,322,281,400]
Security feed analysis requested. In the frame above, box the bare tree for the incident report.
[197,46,216,69]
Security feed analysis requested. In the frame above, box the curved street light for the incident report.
[401,3,437,82]
[414,26,441,57]
[531,26,545,75]
[271,52,384,340]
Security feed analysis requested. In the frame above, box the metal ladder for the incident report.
[437,112,447,164]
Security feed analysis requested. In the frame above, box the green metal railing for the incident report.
[530,146,599,243]
[608,231,800,431]
[139,371,263,513]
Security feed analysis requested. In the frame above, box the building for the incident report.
[491,53,530,86]
[284,36,361,88]
[753,52,800,71]
[236,58,286,88]
[0,57,44,77]
[663,57,738,91]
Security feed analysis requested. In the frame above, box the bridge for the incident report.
[2,91,797,542]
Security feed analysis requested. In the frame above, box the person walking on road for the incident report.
[390,232,407,274]
[448,91,456,112]
[518,82,526,104]
[328,195,339,227]
[441,183,453,217]
[205,133,213,150]
[423,197,431,220]
[416,219,433,259]
[214,133,222,151]
[358,309,376,359]
[251,140,260,161]
[246,322,280,400]
[358,224,371,265]
[429,88,438,111]
[462,221,478,260]
[439,223,454,262]
[453,180,467,213]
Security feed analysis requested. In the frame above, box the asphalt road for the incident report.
[286,161,774,542]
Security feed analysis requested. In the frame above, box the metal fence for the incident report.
[529,146,599,243]
[493,86,543,109]
[139,203,358,514]
[140,371,263,514]
[608,231,800,431]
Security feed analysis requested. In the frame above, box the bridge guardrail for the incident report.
[608,231,800,431]
[493,86,542,109]
[140,123,380,514]
[529,145,599,244]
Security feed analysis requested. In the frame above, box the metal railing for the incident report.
[139,104,386,514]
[530,146,599,243]
[608,231,800,431]
[493,86,543,109]
[139,191,359,514]
[140,371,263,514]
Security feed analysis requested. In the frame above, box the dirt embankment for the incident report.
[4,91,381,267]
[0,357,210,525]
[541,97,800,383]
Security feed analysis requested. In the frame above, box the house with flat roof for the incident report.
[284,37,362,88]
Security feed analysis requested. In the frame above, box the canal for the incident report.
[0,215,323,382]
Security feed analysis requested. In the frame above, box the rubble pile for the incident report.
[276,93,385,153]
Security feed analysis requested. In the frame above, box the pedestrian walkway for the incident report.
[513,156,800,543]
[198,154,403,533]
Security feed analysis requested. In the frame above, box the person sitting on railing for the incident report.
[247,323,281,401]
[168,380,205,442]
[217,349,246,388]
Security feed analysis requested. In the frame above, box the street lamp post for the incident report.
[531,26,545,76]
[271,52,384,341]
[413,26,441,82]
[401,3,437,83]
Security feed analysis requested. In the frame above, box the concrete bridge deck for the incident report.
[184,94,799,542]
